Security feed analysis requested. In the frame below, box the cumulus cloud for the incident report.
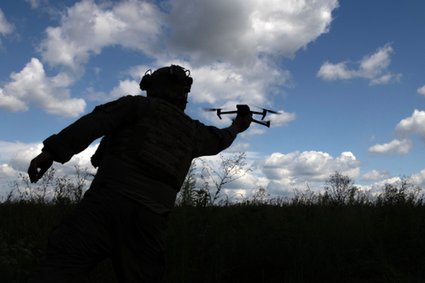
[317,44,401,85]
[410,169,425,188]
[396,109,425,140]
[261,151,360,194]
[0,58,86,117]
[0,9,14,36]
[0,141,42,171]
[167,0,339,65]
[0,88,27,112]
[417,85,425,96]
[37,0,338,73]
[1,0,162,116]
[87,79,141,101]
[368,110,425,156]
[39,0,163,70]
[3,0,340,118]
[41,0,338,98]
[362,170,391,182]
[368,138,412,155]
[269,111,296,127]
[0,141,41,196]
[189,60,290,106]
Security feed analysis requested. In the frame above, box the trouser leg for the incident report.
[29,188,169,283]
[111,201,169,283]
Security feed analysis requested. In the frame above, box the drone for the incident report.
[205,105,281,127]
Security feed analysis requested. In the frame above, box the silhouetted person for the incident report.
[27,65,252,283]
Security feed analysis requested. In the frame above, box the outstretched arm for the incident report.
[27,95,141,183]
[194,105,252,157]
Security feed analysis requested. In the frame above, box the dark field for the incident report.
[1,200,425,283]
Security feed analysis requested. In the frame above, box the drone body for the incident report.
[205,105,280,127]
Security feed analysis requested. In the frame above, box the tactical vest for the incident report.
[104,97,196,190]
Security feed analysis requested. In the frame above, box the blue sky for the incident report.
[0,0,425,199]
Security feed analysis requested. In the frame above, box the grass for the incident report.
[166,204,425,283]
[1,170,425,282]
[1,200,425,282]
[0,201,75,282]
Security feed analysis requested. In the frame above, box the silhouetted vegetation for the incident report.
[1,164,425,282]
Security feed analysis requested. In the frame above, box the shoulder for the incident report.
[96,95,146,109]
[120,94,147,104]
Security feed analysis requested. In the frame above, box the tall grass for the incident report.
[167,203,425,283]
[1,171,425,282]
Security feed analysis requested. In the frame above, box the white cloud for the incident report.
[0,141,42,169]
[359,44,392,78]
[0,163,21,199]
[0,58,86,117]
[267,111,296,127]
[109,79,141,99]
[396,109,425,140]
[362,170,391,182]
[368,138,412,155]
[40,0,338,94]
[0,88,27,112]
[39,0,163,70]
[189,61,289,106]
[317,44,401,85]
[368,110,425,156]
[316,61,353,80]
[261,150,360,193]
[6,0,163,115]
[0,9,14,36]
[417,85,425,96]
[87,79,141,101]
[3,0,340,119]
[369,176,402,192]
[167,0,339,65]
[0,142,42,197]
[410,169,425,188]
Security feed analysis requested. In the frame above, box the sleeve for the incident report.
[192,121,239,158]
[42,95,143,164]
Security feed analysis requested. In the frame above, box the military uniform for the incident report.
[31,95,238,282]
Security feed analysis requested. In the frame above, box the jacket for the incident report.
[42,95,238,213]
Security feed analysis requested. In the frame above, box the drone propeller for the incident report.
[204,108,221,112]
[263,108,280,115]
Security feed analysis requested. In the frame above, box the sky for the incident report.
[0,0,425,200]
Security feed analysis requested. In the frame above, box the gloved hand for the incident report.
[232,104,252,133]
[28,151,54,183]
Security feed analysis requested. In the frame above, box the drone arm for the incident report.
[216,109,222,119]
[214,110,271,127]
[261,109,267,120]
[251,118,270,128]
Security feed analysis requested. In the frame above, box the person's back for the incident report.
[92,94,240,214]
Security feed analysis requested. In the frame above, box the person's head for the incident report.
[139,65,193,111]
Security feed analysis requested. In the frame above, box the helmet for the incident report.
[139,65,193,97]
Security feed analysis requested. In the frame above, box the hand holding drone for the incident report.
[205,105,281,127]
